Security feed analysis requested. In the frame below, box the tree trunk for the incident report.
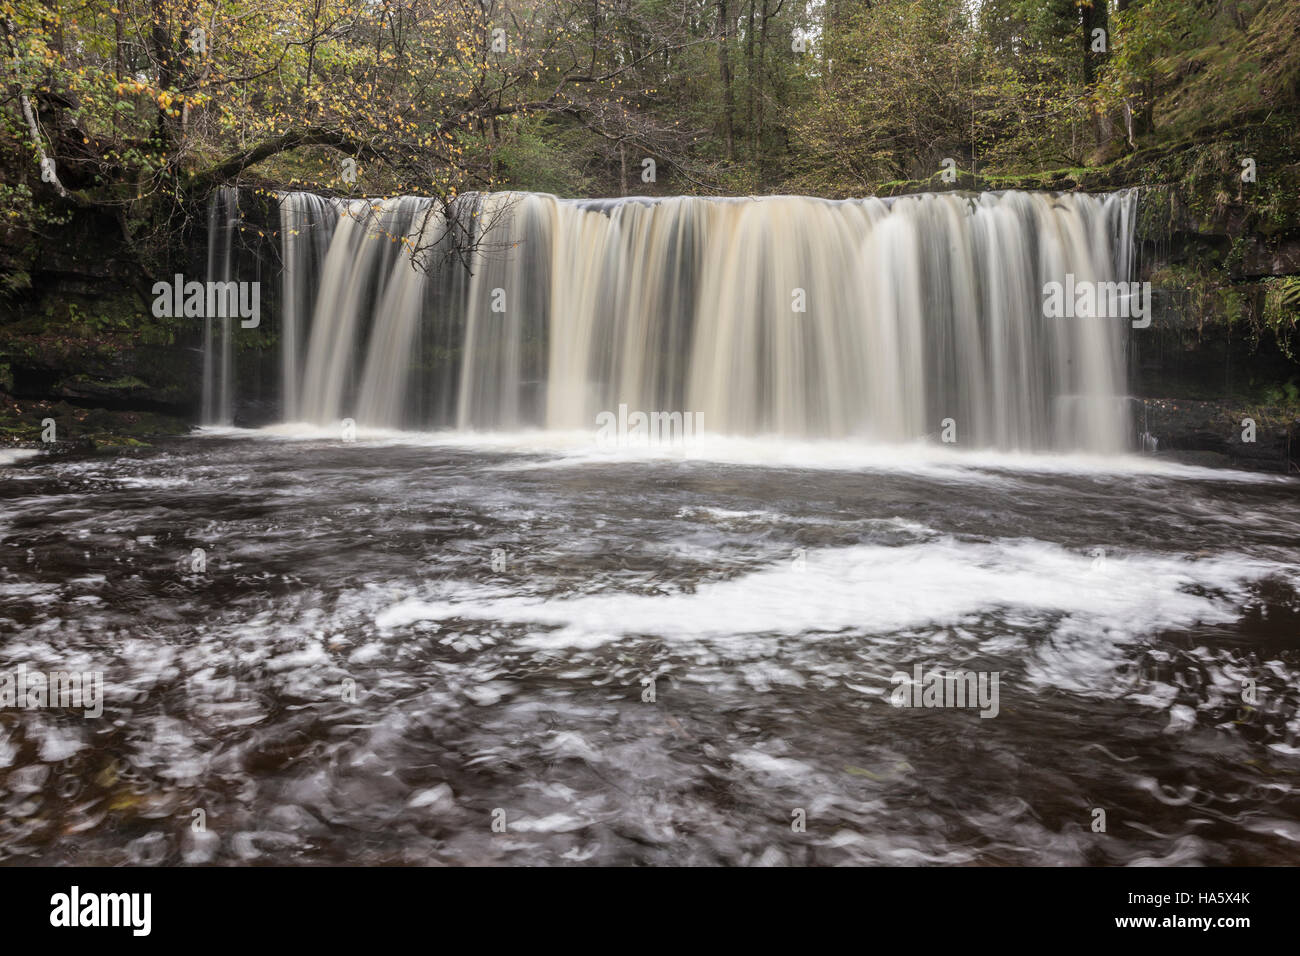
[1080,0,1110,147]
[755,0,768,170]
[717,0,735,161]
[745,0,755,139]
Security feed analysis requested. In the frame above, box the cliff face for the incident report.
[1126,118,1300,471]
[0,185,288,446]
[0,200,201,446]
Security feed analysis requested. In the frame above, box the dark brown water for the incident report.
[1,432,1298,865]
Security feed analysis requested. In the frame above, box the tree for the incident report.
[0,0,711,270]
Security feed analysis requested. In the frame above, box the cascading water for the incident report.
[202,186,240,425]
[211,188,1139,451]
[279,192,339,422]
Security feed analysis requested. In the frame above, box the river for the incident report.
[2,430,1297,865]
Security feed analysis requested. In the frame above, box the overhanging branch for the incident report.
[189,127,389,192]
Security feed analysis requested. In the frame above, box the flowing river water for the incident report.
[1,432,1298,865]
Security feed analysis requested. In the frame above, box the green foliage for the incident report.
[1263,276,1300,358]
[2,0,1297,207]
[1262,377,1300,406]
[1100,0,1298,141]
[493,119,600,197]
[790,0,977,193]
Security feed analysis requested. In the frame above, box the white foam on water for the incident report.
[197,425,1290,484]
[0,449,42,466]
[375,537,1292,672]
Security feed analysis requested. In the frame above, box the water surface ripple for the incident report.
[1,435,1298,865]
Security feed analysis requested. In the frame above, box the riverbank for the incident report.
[1139,397,1298,473]
[0,392,190,450]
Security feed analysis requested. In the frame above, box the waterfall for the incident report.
[202,186,239,425]
[279,192,339,422]
[206,188,1139,451]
